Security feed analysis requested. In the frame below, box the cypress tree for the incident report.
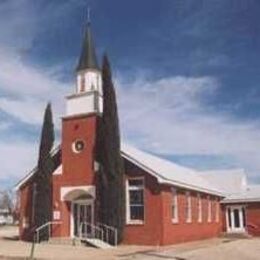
[34,103,54,241]
[96,54,125,243]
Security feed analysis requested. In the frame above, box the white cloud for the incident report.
[0,49,70,126]
[117,74,260,181]
[0,140,38,182]
[0,0,259,187]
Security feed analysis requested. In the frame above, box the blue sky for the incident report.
[0,0,260,189]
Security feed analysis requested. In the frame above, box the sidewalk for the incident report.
[0,226,259,260]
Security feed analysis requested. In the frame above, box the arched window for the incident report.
[80,75,85,92]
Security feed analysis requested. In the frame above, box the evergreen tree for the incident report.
[34,103,54,241]
[96,54,125,243]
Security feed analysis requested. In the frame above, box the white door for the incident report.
[226,206,246,233]
[71,201,93,237]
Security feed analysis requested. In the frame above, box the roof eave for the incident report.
[221,197,260,204]
[121,151,224,197]
[14,145,61,191]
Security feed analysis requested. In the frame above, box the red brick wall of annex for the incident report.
[122,159,223,245]
[160,187,222,245]
[221,202,260,236]
[246,203,260,236]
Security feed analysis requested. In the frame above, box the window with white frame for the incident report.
[215,198,219,222]
[171,188,178,223]
[207,196,212,222]
[197,193,202,223]
[186,191,192,223]
[126,178,144,224]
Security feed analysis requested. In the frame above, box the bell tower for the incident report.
[61,17,101,187]
[66,20,103,116]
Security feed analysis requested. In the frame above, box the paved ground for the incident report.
[0,226,259,259]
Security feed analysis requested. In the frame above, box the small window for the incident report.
[208,196,212,223]
[80,75,85,92]
[171,188,178,223]
[186,191,192,223]
[72,140,85,153]
[126,178,144,224]
[215,198,219,223]
[197,193,202,223]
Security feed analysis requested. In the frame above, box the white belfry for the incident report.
[66,20,103,116]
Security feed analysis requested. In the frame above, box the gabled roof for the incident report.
[15,143,228,196]
[76,22,99,72]
[222,185,260,203]
[121,144,224,196]
[199,169,247,195]
[14,145,61,191]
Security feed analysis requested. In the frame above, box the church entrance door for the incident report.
[71,200,94,237]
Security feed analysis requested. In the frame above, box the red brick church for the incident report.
[15,21,260,247]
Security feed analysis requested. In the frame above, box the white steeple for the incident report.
[66,17,103,117]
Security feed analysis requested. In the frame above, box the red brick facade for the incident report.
[246,203,260,236]
[51,114,98,238]
[17,113,260,246]
[222,202,260,236]
[123,160,222,245]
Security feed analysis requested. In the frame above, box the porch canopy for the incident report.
[60,185,96,201]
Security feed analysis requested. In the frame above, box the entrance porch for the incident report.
[225,205,246,233]
[53,185,118,247]
[61,186,96,238]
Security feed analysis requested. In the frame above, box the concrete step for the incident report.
[221,232,252,239]
[84,238,112,249]
[46,237,82,246]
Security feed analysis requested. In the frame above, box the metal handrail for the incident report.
[35,221,62,243]
[97,222,118,246]
[79,222,104,242]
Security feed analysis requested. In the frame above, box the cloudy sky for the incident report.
[0,0,260,189]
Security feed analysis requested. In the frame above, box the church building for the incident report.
[15,20,260,247]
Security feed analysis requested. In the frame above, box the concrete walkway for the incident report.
[0,226,259,259]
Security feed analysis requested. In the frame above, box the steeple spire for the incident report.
[76,9,99,72]
[66,9,103,117]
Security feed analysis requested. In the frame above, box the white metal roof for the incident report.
[15,143,223,195]
[17,143,260,202]
[121,144,224,196]
[14,145,60,191]
[222,185,260,203]
[199,169,247,195]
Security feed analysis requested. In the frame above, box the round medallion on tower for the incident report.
[72,140,85,153]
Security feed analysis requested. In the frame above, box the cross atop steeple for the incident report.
[87,7,91,24]
[76,8,99,72]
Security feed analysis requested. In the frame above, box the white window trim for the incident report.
[208,195,212,223]
[171,187,178,223]
[197,193,202,223]
[186,191,192,223]
[126,177,145,225]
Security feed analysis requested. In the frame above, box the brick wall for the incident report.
[123,159,223,245]
[123,160,163,245]
[246,203,260,236]
[19,181,34,241]
[161,186,222,245]
[51,114,98,237]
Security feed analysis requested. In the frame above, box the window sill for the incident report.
[172,219,179,224]
[126,220,144,226]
